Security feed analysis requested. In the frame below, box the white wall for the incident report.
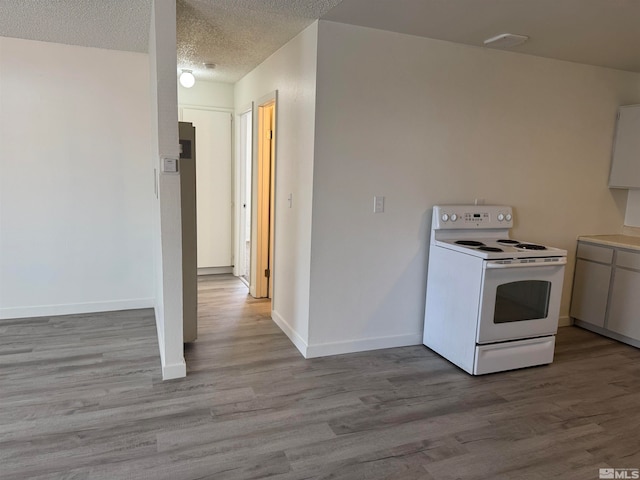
[308,20,640,355]
[149,0,185,380]
[0,36,154,319]
[178,80,234,110]
[234,22,318,353]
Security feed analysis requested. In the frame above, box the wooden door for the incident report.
[256,101,275,298]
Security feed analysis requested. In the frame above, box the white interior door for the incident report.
[182,108,232,269]
[238,110,252,281]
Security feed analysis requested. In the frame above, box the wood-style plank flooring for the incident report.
[2,274,640,479]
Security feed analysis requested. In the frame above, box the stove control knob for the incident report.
[441,213,449,222]
[505,213,512,222]
[450,214,458,222]
[497,213,505,221]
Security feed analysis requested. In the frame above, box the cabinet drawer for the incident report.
[616,250,640,270]
[576,242,613,264]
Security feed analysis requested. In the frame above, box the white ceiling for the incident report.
[322,0,640,73]
[0,0,638,85]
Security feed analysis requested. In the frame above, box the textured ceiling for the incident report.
[2,0,638,87]
[177,0,343,83]
[0,0,151,53]
[323,0,640,73]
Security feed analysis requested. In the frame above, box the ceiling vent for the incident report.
[483,33,529,48]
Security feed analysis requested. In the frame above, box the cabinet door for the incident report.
[609,104,640,188]
[608,268,640,340]
[570,259,611,328]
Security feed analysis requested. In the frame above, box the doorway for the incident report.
[255,100,276,299]
[237,109,252,285]
[181,107,233,274]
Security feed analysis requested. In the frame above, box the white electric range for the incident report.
[423,205,567,375]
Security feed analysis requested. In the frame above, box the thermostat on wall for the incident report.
[162,157,179,173]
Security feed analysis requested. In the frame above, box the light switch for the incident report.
[162,157,179,173]
[288,193,293,208]
[374,195,385,213]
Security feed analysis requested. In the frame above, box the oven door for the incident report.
[476,258,566,344]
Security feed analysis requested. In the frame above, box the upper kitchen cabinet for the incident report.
[609,104,640,188]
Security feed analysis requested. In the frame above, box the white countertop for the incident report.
[578,234,640,251]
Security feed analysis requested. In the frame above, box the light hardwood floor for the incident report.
[2,274,640,479]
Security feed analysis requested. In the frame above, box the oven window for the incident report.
[494,281,551,323]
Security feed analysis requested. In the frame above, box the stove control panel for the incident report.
[464,212,489,222]
[433,205,513,229]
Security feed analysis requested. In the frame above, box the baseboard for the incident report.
[558,315,572,327]
[305,332,423,358]
[152,306,186,381]
[161,359,186,380]
[271,310,308,357]
[573,319,640,349]
[198,267,233,275]
[0,298,155,320]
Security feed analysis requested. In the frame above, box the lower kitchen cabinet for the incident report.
[608,267,640,340]
[571,258,611,328]
[570,239,640,348]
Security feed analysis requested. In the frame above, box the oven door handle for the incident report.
[485,258,567,269]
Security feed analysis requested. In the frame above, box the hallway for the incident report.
[186,274,275,375]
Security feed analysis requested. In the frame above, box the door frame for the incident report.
[253,92,277,299]
[178,105,234,274]
[234,103,253,285]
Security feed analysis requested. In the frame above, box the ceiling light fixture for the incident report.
[179,69,195,88]
[483,33,529,49]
